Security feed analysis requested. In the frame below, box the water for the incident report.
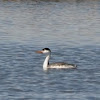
[0,0,100,99]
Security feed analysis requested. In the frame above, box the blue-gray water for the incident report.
[0,0,100,100]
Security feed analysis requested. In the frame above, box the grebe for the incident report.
[36,48,77,70]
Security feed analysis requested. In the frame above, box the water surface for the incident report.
[0,0,100,99]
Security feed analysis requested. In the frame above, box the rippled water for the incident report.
[0,0,100,99]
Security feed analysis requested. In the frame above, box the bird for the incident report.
[36,48,77,71]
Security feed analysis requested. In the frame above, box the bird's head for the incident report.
[36,48,51,54]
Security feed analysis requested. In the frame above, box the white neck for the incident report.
[43,53,50,70]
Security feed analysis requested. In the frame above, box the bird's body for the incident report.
[36,48,77,71]
[48,62,76,69]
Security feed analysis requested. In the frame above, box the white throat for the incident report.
[43,53,50,70]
